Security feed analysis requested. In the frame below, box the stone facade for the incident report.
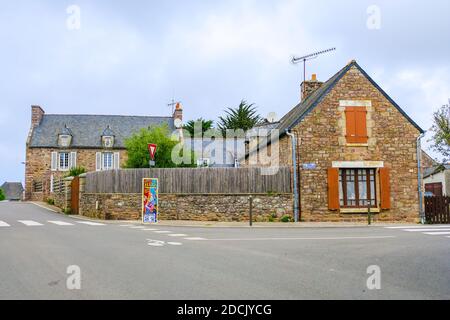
[247,62,424,223]
[79,192,293,222]
[25,147,128,201]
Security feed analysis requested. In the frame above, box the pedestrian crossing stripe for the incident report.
[423,232,450,236]
[76,221,105,226]
[18,220,43,226]
[0,221,10,227]
[48,221,74,226]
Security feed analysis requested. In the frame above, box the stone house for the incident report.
[1,182,24,201]
[246,60,425,222]
[25,104,183,201]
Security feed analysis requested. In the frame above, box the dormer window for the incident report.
[102,126,115,149]
[58,125,72,148]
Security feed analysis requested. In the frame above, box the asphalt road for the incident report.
[0,201,449,300]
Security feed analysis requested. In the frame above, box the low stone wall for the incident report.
[80,193,294,222]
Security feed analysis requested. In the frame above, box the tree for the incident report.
[0,188,5,201]
[65,167,86,178]
[124,124,196,168]
[430,103,450,161]
[218,100,261,135]
[183,118,214,137]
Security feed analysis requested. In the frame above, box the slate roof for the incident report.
[277,60,424,137]
[29,114,175,149]
[1,182,24,201]
[424,164,450,179]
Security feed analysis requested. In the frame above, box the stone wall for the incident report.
[80,192,293,222]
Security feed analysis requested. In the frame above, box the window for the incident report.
[197,158,210,167]
[59,152,69,171]
[345,107,368,144]
[339,169,377,208]
[102,153,113,170]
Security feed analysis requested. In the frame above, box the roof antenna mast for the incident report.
[291,47,336,96]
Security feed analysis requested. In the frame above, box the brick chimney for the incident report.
[301,74,323,101]
[31,105,45,128]
[173,102,183,122]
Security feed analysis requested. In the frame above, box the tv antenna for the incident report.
[291,47,336,95]
[167,98,181,114]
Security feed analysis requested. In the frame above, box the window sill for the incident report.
[340,208,380,214]
[346,143,369,147]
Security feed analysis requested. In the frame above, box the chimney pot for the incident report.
[301,75,323,102]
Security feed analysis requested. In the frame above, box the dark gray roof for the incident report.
[277,60,424,137]
[29,114,175,149]
[1,182,24,200]
[424,164,450,178]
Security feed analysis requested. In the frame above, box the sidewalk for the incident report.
[30,201,422,228]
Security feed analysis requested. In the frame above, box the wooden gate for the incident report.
[425,196,450,224]
[71,176,80,215]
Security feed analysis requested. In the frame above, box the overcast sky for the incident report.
[1,0,449,184]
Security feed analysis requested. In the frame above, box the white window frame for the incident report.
[102,152,114,171]
[59,152,70,171]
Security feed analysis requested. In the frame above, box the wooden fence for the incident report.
[85,167,292,194]
[425,196,450,224]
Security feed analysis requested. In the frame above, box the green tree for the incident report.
[124,124,196,168]
[183,118,214,137]
[430,103,450,160]
[218,100,261,135]
[0,188,5,201]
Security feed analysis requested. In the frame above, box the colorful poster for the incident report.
[142,178,159,224]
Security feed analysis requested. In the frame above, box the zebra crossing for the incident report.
[385,225,450,238]
[0,219,105,228]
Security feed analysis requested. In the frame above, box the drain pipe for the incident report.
[286,130,299,222]
[417,132,426,224]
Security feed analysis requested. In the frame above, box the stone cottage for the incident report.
[246,60,425,222]
[25,104,183,201]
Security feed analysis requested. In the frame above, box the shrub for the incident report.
[0,188,5,201]
[66,167,86,178]
[46,198,55,206]
[280,215,292,223]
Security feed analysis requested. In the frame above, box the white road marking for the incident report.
[201,236,396,242]
[404,228,450,232]
[146,239,165,247]
[0,221,11,227]
[48,221,74,226]
[141,228,158,231]
[18,220,43,226]
[76,221,105,226]
[168,234,188,237]
[130,226,145,229]
[386,226,450,229]
[184,237,207,241]
[167,242,183,246]
[423,232,450,236]
[153,231,172,234]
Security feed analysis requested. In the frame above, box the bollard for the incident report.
[249,196,253,227]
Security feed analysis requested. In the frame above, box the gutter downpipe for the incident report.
[417,132,426,225]
[286,130,299,222]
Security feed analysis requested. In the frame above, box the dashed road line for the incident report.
[423,232,450,236]
[184,237,207,241]
[153,231,172,234]
[168,234,188,237]
[167,242,183,246]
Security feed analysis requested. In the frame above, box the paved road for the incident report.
[0,202,449,300]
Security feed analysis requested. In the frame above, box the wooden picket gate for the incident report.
[424,196,450,224]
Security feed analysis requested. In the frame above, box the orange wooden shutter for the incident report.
[346,107,368,144]
[328,168,340,210]
[345,109,356,143]
[380,168,391,209]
